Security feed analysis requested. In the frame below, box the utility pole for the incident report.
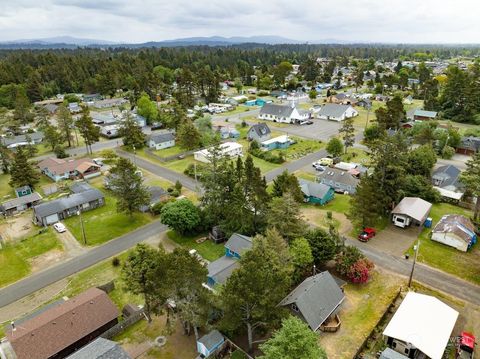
[77,209,87,245]
[365,104,372,130]
[132,144,137,166]
[408,240,420,288]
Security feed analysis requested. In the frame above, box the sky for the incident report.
[0,0,480,44]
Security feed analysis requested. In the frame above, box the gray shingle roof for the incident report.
[207,256,239,285]
[198,330,224,350]
[279,271,345,331]
[380,348,409,359]
[317,167,360,188]
[70,182,94,194]
[224,233,252,255]
[34,189,104,218]
[459,136,480,151]
[0,192,42,211]
[249,123,271,137]
[432,165,462,191]
[149,132,175,144]
[1,132,44,147]
[318,104,351,118]
[299,179,332,199]
[259,103,294,118]
[67,338,131,359]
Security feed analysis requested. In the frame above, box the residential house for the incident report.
[82,93,102,102]
[413,109,437,121]
[66,338,131,359]
[69,102,82,113]
[38,157,101,182]
[148,132,175,150]
[317,104,358,122]
[456,136,480,156]
[5,288,119,359]
[15,185,32,197]
[391,197,432,228]
[1,131,44,149]
[91,98,127,109]
[258,103,308,123]
[357,99,372,108]
[207,234,252,287]
[245,98,268,107]
[327,93,357,106]
[316,167,360,194]
[0,192,43,216]
[139,186,168,212]
[260,135,294,151]
[247,123,271,142]
[33,187,105,226]
[403,95,413,105]
[379,348,409,359]
[299,179,335,205]
[44,103,59,114]
[279,271,345,332]
[432,165,464,201]
[194,142,243,164]
[431,214,477,252]
[383,292,458,359]
[196,330,225,358]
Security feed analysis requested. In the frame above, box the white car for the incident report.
[53,222,66,233]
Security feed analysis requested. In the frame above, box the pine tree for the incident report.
[177,119,201,150]
[57,104,74,147]
[26,71,43,102]
[118,114,146,149]
[267,192,306,242]
[339,117,355,153]
[272,170,303,202]
[9,147,40,189]
[460,152,480,220]
[75,106,100,154]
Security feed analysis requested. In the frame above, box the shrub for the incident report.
[336,246,374,283]
[335,246,362,277]
[111,257,121,267]
[167,187,174,193]
[441,145,455,159]
[347,258,375,283]
[249,148,285,164]
[171,189,180,197]
[175,180,183,192]
[241,120,247,128]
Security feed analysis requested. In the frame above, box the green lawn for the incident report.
[224,105,255,116]
[322,194,351,214]
[0,174,13,200]
[295,170,317,182]
[63,190,153,246]
[405,203,479,285]
[152,145,185,158]
[272,137,324,161]
[341,148,371,165]
[167,230,224,261]
[0,228,62,288]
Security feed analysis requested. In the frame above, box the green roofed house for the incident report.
[299,179,335,205]
[413,109,437,121]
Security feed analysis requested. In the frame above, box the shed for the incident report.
[15,185,32,197]
[196,330,225,358]
[383,292,458,359]
[0,192,43,216]
[431,214,477,252]
[224,233,252,258]
[299,179,335,205]
[391,197,432,228]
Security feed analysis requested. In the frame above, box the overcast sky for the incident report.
[1,0,479,43]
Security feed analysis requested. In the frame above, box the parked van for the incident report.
[393,214,411,228]
[319,157,334,166]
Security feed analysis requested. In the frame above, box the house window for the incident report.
[291,303,299,312]
[404,348,409,355]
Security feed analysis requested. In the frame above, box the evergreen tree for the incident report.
[375,95,406,130]
[339,117,355,153]
[26,71,43,102]
[118,114,146,149]
[305,227,341,265]
[13,91,32,125]
[9,147,40,189]
[460,152,480,220]
[56,104,74,147]
[272,170,303,202]
[326,137,344,157]
[0,144,12,173]
[267,192,305,242]
[107,158,150,216]
[177,119,201,150]
[75,106,100,154]
[23,134,38,158]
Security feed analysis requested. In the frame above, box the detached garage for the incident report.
[391,197,432,228]
[431,214,477,252]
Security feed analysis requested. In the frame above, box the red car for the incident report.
[456,332,475,358]
[358,228,376,242]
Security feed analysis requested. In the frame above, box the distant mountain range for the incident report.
[0,35,311,49]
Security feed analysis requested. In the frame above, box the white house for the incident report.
[383,292,458,359]
[431,214,477,252]
[258,103,309,123]
[194,142,243,163]
[148,132,175,150]
[317,104,358,122]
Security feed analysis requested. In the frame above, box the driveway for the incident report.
[367,224,423,257]
[55,228,88,258]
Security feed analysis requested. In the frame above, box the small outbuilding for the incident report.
[391,197,432,228]
[0,192,43,216]
[196,330,225,358]
[299,179,335,205]
[431,214,477,252]
[383,292,458,359]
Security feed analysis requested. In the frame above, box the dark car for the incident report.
[358,227,376,242]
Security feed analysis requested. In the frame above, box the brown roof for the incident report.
[38,157,99,175]
[432,214,476,243]
[7,288,119,359]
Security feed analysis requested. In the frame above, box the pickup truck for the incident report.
[457,332,475,359]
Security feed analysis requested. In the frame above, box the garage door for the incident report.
[45,213,59,225]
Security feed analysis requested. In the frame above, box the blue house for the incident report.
[229,128,240,139]
[299,179,335,205]
[261,135,294,151]
[245,98,269,107]
[197,330,225,358]
[207,233,252,287]
[15,186,32,198]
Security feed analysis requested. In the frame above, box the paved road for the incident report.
[265,149,327,182]
[349,238,480,305]
[116,149,200,192]
[0,221,168,308]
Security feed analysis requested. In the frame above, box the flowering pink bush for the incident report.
[347,258,375,284]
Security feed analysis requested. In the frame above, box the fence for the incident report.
[101,309,146,340]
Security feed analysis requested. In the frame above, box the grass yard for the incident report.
[0,228,62,288]
[295,170,317,182]
[224,105,256,116]
[152,145,185,158]
[63,189,153,246]
[0,174,13,200]
[341,148,371,165]
[272,137,324,161]
[319,270,404,358]
[405,203,480,285]
[322,194,352,214]
[166,230,224,261]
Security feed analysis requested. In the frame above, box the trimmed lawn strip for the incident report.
[0,174,12,200]
[167,230,224,261]
[405,203,479,285]
[0,228,62,288]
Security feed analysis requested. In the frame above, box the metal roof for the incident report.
[66,338,131,359]
[391,197,432,222]
[198,330,224,350]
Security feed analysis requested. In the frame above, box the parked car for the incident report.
[299,120,314,125]
[53,222,67,233]
[358,227,376,242]
[92,158,104,166]
[312,163,326,172]
[456,332,475,359]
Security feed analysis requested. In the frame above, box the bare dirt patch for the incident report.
[0,213,34,242]
[29,249,66,273]
[301,207,353,235]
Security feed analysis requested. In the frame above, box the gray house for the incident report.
[247,123,271,142]
[279,271,345,332]
[432,165,464,200]
[33,188,105,226]
[66,338,131,359]
[0,192,43,216]
[148,133,175,150]
[1,131,44,149]
[317,167,360,194]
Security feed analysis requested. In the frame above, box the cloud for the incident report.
[0,0,479,43]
